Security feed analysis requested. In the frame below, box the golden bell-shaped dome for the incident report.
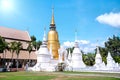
[48,30,58,41]
[47,8,60,60]
[48,30,60,59]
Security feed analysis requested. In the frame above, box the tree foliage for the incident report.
[66,47,74,54]
[83,53,95,66]
[30,36,42,50]
[27,42,33,64]
[15,42,23,58]
[31,35,36,42]
[36,40,42,50]
[104,35,120,63]
[15,41,23,71]
[0,36,9,53]
[9,41,17,60]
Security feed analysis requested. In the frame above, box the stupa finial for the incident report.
[50,6,55,27]
[75,29,78,42]
[43,27,47,41]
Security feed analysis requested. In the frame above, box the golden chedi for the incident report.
[47,8,60,60]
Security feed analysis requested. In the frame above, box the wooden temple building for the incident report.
[0,26,37,71]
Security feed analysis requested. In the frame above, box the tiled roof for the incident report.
[0,27,31,41]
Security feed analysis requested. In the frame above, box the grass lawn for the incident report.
[0,71,120,80]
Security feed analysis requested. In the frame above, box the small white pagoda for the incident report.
[94,46,106,70]
[71,41,86,71]
[65,31,86,71]
[106,52,120,70]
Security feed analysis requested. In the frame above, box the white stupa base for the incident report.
[28,62,58,72]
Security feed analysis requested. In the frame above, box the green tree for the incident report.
[31,36,37,49]
[83,53,95,66]
[30,35,42,50]
[31,35,36,42]
[0,36,5,53]
[9,41,17,62]
[15,42,23,71]
[36,40,42,50]
[99,47,108,64]
[0,36,9,67]
[105,35,120,63]
[27,42,33,66]
[0,36,3,53]
[66,47,74,58]
[66,47,74,54]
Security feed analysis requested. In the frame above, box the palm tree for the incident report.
[9,41,17,68]
[31,36,37,50]
[2,39,9,67]
[30,35,42,50]
[0,36,9,67]
[36,40,42,50]
[15,42,23,71]
[27,42,33,66]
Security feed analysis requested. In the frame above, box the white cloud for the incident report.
[62,40,104,53]
[96,12,120,28]
[81,47,95,53]
[63,41,74,48]
[63,40,89,48]
[78,40,90,44]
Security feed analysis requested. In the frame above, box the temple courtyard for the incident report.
[0,71,120,80]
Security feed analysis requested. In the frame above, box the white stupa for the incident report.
[28,28,57,71]
[106,52,120,70]
[94,46,106,70]
[71,40,86,71]
[69,31,86,71]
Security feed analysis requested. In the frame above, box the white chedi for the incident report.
[106,52,115,70]
[94,46,106,70]
[106,52,120,70]
[71,41,86,71]
[28,29,57,71]
[36,42,51,63]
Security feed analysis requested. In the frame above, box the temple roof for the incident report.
[0,26,31,41]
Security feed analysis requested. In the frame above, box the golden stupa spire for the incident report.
[50,7,55,27]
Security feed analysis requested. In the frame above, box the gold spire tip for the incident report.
[50,6,55,26]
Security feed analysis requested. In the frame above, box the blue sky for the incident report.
[0,0,120,53]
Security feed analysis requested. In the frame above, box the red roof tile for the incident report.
[0,27,31,41]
